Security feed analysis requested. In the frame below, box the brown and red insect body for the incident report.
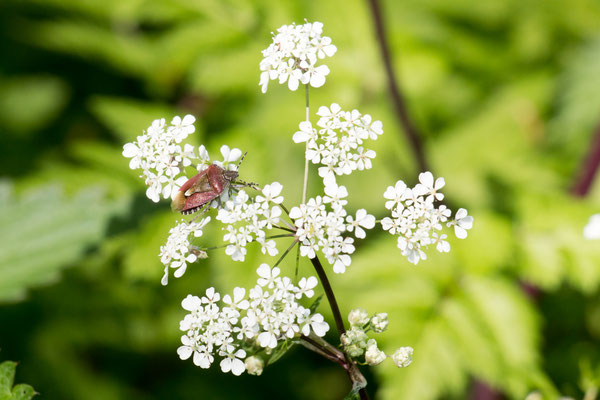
[171,164,239,215]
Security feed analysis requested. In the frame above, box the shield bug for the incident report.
[171,154,249,215]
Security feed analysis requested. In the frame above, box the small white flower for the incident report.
[452,208,473,239]
[392,347,413,368]
[256,264,280,288]
[296,276,318,299]
[370,313,389,333]
[584,214,600,239]
[244,356,264,376]
[415,171,445,201]
[348,308,369,328]
[346,209,376,239]
[365,342,387,366]
[219,145,243,168]
[219,346,246,376]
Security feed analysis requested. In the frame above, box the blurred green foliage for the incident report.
[1,0,600,399]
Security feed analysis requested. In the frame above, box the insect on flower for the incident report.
[171,154,253,215]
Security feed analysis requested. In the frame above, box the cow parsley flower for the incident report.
[289,182,375,273]
[159,217,211,285]
[177,265,329,375]
[122,114,243,203]
[293,104,383,185]
[584,214,600,239]
[216,183,286,262]
[259,21,337,93]
[382,171,473,265]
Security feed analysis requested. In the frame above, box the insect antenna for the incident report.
[236,152,248,170]
[234,179,260,191]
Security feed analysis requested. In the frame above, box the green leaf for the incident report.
[0,75,69,137]
[266,339,295,366]
[0,361,36,400]
[0,182,125,302]
[88,96,177,143]
[309,294,324,315]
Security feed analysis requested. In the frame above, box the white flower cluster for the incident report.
[289,182,375,273]
[177,264,328,375]
[293,103,383,185]
[216,183,285,262]
[122,115,196,202]
[122,114,243,203]
[259,21,337,93]
[159,218,211,286]
[584,214,600,240]
[341,308,411,368]
[382,171,473,265]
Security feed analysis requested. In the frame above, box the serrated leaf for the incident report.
[0,182,124,302]
[334,238,557,400]
[0,361,35,400]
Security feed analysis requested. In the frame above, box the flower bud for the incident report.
[365,343,386,366]
[348,308,369,328]
[244,356,264,376]
[345,344,364,358]
[392,346,413,368]
[370,313,389,333]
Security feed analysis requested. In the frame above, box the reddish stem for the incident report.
[571,124,600,197]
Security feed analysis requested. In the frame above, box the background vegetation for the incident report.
[1,0,600,399]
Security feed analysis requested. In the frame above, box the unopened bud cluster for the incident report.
[341,308,412,368]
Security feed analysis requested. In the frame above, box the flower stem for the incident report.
[272,239,299,268]
[308,255,370,399]
[309,255,346,335]
[366,0,429,173]
[302,84,310,204]
[300,335,346,367]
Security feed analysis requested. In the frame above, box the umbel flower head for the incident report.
[290,181,376,273]
[259,20,337,93]
[177,265,328,375]
[294,103,383,185]
[382,171,473,265]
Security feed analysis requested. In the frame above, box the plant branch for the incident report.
[308,256,371,400]
[571,123,600,197]
[366,0,429,173]
[309,255,346,336]
[300,335,346,367]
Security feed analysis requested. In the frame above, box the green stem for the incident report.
[302,84,310,204]
[272,239,299,268]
